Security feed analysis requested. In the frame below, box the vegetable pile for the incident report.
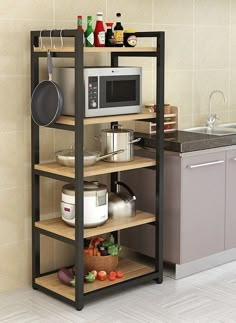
[57,235,123,287]
[84,235,122,257]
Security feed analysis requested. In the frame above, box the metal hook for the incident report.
[35,29,47,50]
[60,29,64,49]
[49,29,57,50]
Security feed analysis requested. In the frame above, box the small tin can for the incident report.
[123,30,137,47]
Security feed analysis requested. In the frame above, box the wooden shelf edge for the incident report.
[55,113,157,126]
[35,258,155,300]
[34,46,157,53]
[35,210,156,241]
[34,156,156,178]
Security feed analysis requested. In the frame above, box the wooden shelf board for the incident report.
[164,121,176,125]
[164,113,176,118]
[34,156,156,178]
[164,128,177,133]
[34,46,156,53]
[35,258,154,300]
[35,210,156,240]
[55,113,156,126]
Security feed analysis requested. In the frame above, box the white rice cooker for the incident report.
[61,181,108,228]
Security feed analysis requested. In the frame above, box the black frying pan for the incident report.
[31,50,63,126]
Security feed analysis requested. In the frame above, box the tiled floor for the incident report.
[1,261,236,322]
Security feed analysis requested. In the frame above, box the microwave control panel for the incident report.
[88,76,98,109]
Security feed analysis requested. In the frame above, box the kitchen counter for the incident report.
[136,130,236,153]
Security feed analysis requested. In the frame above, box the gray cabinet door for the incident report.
[225,149,236,249]
[181,151,225,263]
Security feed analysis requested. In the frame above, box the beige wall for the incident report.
[0,0,235,292]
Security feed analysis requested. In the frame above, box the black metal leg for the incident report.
[155,277,163,284]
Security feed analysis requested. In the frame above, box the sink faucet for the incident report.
[207,90,227,128]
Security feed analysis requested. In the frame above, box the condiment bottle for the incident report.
[77,15,83,31]
[105,22,114,47]
[85,15,94,47]
[94,12,105,47]
[114,13,124,47]
[123,30,137,47]
[77,15,84,45]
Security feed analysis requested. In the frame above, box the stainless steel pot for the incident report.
[108,181,136,218]
[55,148,124,167]
[98,125,141,162]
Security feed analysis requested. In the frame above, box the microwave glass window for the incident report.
[106,80,136,103]
[99,75,140,108]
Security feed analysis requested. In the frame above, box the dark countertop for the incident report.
[135,130,236,153]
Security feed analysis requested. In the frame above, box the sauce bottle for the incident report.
[105,22,114,47]
[94,12,105,47]
[114,13,124,47]
[77,15,84,45]
[85,15,94,47]
[77,15,83,31]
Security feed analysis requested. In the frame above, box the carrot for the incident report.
[88,248,94,256]
[94,248,98,256]
[96,251,101,256]
[83,248,89,254]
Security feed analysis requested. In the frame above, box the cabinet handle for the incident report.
[186,160,224,169]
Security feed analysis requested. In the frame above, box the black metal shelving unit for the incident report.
[31,29,164,311]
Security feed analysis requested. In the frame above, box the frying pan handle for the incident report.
[47,50,53,81]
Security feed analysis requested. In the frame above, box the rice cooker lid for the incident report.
[62,183,75,196]
[62,181,107,196]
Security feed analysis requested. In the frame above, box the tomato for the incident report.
[109,271,116,277]
[97,271,107,281]
[108,271,116,281]
[116,270,123,278]
[91,270,97,278]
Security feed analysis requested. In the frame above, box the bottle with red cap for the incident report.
[77,15,84,45]
[77,15,83,31]
[94,12,105,47]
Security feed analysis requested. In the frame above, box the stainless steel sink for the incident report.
[218,123,236,129]
[185,126,236,136]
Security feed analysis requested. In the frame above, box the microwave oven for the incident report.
[52,66,142,117]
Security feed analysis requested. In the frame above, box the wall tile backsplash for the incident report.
[0,0,236,291]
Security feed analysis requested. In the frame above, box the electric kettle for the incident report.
[108,181,136,218]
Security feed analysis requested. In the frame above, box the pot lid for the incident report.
[56,149,100,158]
[102,128,133,134]
[56,149,74,158]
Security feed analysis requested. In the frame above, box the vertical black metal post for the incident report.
[31,32,40,286]
[74,29,85,310]
[110,54,119,242]
[110,54,119,193]
[156,32,165,283]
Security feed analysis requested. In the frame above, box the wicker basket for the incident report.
[84,254,118,273]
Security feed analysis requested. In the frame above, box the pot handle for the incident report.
[115,181,136,202]
[128,138,141,144]
[96,149,124,161]
[112,124,123,130]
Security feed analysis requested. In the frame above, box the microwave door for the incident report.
[100,75,140,109]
